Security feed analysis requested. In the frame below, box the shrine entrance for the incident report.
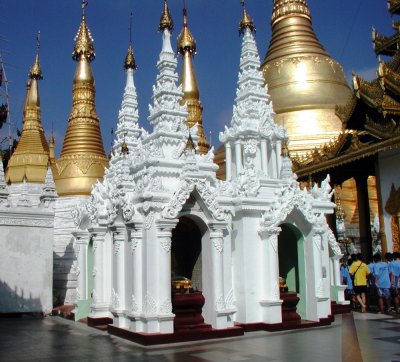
[171,216,203,291]
[278,223,306,321]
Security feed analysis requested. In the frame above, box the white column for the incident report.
[271,141,277,178]
[109,224,128,327]
[209,223,227,329]
[234,141,243,175]
[225,142,232,181]
[260,139,268,176]
[260,227,281,301]
[73,231,90,300]
[126,221,144,332]
[88,226,110,317]
[156,219,178,333]
[275,140,282,175]
[313,230,324,298]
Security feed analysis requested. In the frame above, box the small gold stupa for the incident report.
[6,32,50,184]
[177,4,209,155]
[261,0,352,156]
[52,2,108,196]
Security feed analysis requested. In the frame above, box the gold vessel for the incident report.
[53,4,108,196]
[261,0,352,156]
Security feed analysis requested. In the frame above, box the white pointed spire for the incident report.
[147,24,188,159]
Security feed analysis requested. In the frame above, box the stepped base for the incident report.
[108,324,244,346]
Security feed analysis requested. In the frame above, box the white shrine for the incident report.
[71,5,345,337]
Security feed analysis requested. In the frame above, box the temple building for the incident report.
[69,2,344,343]
[293,0,400,255]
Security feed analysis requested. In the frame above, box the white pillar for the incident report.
[209,223,228,329]
[225,142,232,181]
[234,141,242,175]
[260,139,268,177]
[88,226,110,318]
[276,139,282,175]
[110,224,128,328]
[259,226,283,324]
[155,219,178,333]
[126,221,144,332]
[271,141,277,178]
[73,231,90,300]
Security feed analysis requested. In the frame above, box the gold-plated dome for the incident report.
[239,1,256,34]
[261,0,352,156]
[159,0,173,32]
[6,40,50,184]
[53,2,108,196]
[178,6,209,155]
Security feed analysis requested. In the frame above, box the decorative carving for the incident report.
[212,237,223,253]
[143,293,157,315]
[111,288,120,309]
[225,289,236,310]
[160,236,172,252]
[131,294,140,314]
[215,295,226,312]
[159,298,172,314]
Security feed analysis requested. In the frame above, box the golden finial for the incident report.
[239,0,256,34]
[29,31,43,80]
[177,1,196,55]
[73,0,95,62]
[124,13,137,70]
[159,0,173,32]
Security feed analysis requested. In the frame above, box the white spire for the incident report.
[112,59,141,158]
[146,27,188,159]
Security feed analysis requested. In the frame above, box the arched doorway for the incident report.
[171,216,202,291]
[278,223,306,318]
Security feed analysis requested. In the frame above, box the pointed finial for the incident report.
[29,31,43,80]
[73,0,95,62]
[177,1,196,54]
[124,12,137,70]
[159,0,174,32]
[239,0,256,35]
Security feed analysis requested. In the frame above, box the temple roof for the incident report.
[388,0,400,16]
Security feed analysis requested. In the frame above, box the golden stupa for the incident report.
[177,5,209,155]
[6,33,50,184]
[52,2,108,196]
[261,0,352,156]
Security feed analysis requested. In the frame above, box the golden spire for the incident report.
[124,12,137,70]
[261,0,351,156]
[53,1,108,196]
[178,3,209,155]
[239,0,256,34]
[6,31,50,184]
[159,0,173,32]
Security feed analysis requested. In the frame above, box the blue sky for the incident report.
[0,1,394,155]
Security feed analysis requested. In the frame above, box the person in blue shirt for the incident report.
[373,253,392,314]
[392,252,400,313]
[340,258,355,308]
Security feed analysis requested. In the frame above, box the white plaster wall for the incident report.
[378,149,400,251]
[0,210,54,314]
[53,196,89,305]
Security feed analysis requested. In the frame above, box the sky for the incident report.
[0,0,394,156]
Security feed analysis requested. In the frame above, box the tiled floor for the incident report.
[0,312,399,362]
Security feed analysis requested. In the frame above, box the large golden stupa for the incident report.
[261,0,352,155]
[52,4,108,196]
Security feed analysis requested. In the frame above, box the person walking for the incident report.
[372,253,392,314]
[349,253,370,313]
